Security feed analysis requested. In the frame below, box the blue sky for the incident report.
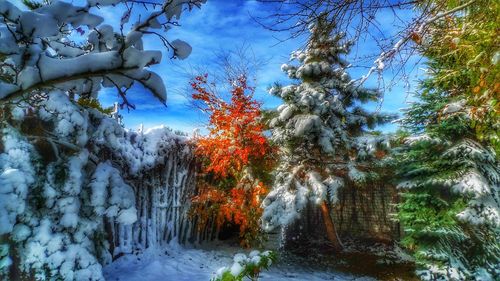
[92,0,423,133]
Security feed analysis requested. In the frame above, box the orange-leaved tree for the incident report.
[190,74,274,247]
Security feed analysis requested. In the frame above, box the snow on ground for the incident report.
[104,242,377,281]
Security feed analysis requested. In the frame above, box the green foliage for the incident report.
[394,132,500,279]
[398,191,466,249]
[416,0,500,152]
[77,97,114,115]
[22,0,50,10]
[212,251,277,281]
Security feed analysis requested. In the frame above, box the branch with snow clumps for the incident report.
[0,0,205,108]
[354,0,477,87]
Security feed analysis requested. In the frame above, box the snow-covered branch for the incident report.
[355,0,476,86]
[0,0,204,107]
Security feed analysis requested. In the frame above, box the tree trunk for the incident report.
[320,201,342,252]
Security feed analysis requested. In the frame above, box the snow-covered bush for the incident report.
[212,250,277,281]
[0,98,136,280]
[0,91,196,280]
[0,0,205,280]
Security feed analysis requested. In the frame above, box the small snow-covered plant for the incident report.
[212,250,277,281]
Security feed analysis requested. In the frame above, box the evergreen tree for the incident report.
[395,67,500,280]
[395,1,500,279]
[261,15,393,251]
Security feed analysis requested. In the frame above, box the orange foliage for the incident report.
[191,74,269,178]
[190,74,272,247]
[191,180,267,247]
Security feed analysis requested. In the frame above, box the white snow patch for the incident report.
[104,244,376,281]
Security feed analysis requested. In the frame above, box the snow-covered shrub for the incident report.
[0,0,205,280]
[0,120,132,280]
[0,90,196,280]
[212,250,277,281]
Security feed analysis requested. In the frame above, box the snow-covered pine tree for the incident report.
[261,15,393,251]
[395,65,500,281]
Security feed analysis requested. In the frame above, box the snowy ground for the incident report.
[104,242,379,281]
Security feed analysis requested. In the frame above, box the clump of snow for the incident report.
[278,104,295,121]
[404,134,435,145]
[492,51,500,65]
[348,163,367,183]
[262,165,310,230]
[90,162,137,224]
[293,114,320,136]
[323,176,343,204]
[0,127,35,235]
[442,99,466,115]
[171,39,192,59]
[307,171,328,204]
